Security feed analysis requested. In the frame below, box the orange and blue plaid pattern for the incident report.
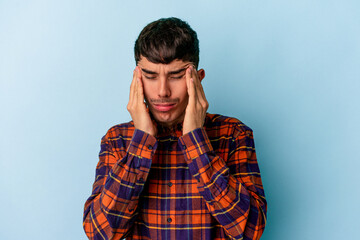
[83,113,267,240]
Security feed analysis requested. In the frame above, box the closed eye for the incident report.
[170,74,185,80]
[144,75,157,80]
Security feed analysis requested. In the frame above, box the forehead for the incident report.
[137,57,191,72]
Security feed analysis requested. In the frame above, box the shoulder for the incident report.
[205,113,253,135]
[102,120,135,142]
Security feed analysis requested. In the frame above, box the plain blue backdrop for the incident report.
[1,0,359,239]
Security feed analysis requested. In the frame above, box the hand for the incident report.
[182,65,209,135]
[127,66,157,136]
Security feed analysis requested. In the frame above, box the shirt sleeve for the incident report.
[178,126,267,240]
[83,128,158,240]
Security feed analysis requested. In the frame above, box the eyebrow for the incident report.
[141,68,157,75]
[140,67,187,75]
[168,68,186,75]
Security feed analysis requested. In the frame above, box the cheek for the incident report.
[171,80,188,98]
[142,81,155,99]
[178,82,189,100]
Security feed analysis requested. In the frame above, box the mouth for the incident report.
[153,103,176,112]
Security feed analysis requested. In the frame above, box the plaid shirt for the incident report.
[83,113,267,240]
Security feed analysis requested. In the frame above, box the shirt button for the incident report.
[147,145,153,150]
[139,177,144,182]
[182,145,186,150]
[168,182,173,187]
[167,217,172,223]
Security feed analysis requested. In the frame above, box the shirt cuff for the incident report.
[127,129,158,160]
[178,127,213,161]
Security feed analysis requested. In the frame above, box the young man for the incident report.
[83,17,267,240]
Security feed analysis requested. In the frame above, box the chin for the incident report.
[151,110,184,127]
[155,112,175,124]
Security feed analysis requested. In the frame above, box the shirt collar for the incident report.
[152,113,210,138]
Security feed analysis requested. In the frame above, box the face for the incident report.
[137,57,204,127]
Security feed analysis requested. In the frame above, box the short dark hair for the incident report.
[134,17,199,68]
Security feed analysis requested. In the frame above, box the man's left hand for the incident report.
[183,65,209,135]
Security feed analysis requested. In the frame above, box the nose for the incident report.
[158,77,171,98]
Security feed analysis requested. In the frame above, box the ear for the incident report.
[197,69,205,82]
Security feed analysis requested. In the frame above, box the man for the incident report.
[83,17,267,240]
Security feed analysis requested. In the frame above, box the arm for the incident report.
[182,65,266,239]
[83,66,158,239]
[83,128,157,239]
[179,126,267,240]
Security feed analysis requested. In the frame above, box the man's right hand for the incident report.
[127,66,157,136]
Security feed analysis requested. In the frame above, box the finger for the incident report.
[189,65,202,91]
[133,67,138,101]
[191,66,201,88]
[189,67,208,113]
[197,79,206,103]
[191,67,207,102]
[188,66,203,102]
[186,66,192,92]
[186,67,196,106]
[136,67,145,102]
[129,69,137,102]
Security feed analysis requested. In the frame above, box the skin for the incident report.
[127,56,208,136]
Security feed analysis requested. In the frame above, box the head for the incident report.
[134,17,205,127]
[134,17,199,68]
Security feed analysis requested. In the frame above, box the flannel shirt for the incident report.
[83,113,267,240]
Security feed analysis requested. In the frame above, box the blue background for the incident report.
[1,1,359,239]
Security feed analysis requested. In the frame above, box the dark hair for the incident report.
[134,17,199,68]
